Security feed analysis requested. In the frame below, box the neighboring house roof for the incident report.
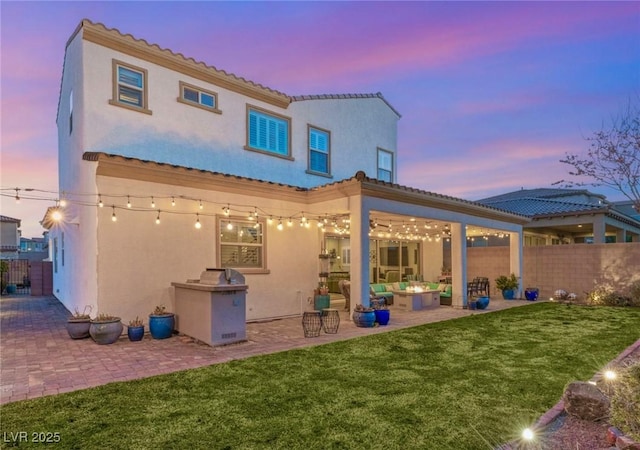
[59,19,400,119]
[477,188,640,228]
[0,215,21,224]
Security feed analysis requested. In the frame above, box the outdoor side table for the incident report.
[321,308,340,334]
[302,311,322,338]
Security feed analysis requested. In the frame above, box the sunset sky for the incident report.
[1,1,639,238]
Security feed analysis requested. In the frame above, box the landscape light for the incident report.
[522,428,534,441]
[604,370,616,381]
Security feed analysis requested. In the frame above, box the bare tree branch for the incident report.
[557,97,640,211]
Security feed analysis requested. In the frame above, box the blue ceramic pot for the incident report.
[524,288,539,301]
[149,314,175,339]
[374,309,390,326]
[469,300,478,310]
[127,325,144,341]
[502,289,516,300]
[352,310,375,327]
[476,296,490,310]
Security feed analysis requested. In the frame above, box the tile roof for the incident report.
[290,93,401,118]
[0,215,21,223]
[479,188,601,204]
[477,198,605,217]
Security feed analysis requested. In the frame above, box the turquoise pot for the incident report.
[476,296,490,310]
[502,289,516,300]
[352,310,375,328]
[149,314,175,339]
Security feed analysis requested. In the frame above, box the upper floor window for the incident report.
[308,126,331,175]
[245,105,291,158]
[109,59,151,115]
[377,148,393,182]
[177,81,221,114]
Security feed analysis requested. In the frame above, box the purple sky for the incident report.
[2,1,639,238]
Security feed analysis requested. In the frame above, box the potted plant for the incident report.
[352,304,376,328]
[89,313,123,345]
[475,296,490,310]
[66,306,92,339]
[495,273,519,300]
[373,302,390,326]
[468,298,478,310]
[127,316,145,342]
[524,287,539,301]
[149,305,175,339]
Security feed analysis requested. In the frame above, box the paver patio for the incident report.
[1,294,532,405]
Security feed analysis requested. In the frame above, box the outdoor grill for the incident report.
[172,268,248,346]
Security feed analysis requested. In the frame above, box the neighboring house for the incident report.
[478,189,640,245]
[0,216,21,259]
[48,19,528,323]
[19,234,49,262]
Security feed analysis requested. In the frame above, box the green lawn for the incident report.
[2,303,639,449]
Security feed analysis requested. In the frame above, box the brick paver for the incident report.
[1,294,531,404]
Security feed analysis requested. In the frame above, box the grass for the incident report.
[1,303,639,449]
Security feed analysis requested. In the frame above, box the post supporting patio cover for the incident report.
[349,194,370,311]
[450,222,468,308]
[510,232,524,298]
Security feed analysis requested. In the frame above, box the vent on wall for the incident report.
[221,332,237,340]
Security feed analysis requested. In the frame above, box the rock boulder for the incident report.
[563,381,610,421]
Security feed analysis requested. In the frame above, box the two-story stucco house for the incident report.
[50,19,528,324]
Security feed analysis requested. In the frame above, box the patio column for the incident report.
[350,195,370,310]
[450,222,467,309]
[509,231,523,298]
[593,217,606,244]
[616,229,626,243]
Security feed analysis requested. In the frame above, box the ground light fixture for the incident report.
[522,428,534,441]
[604,369,616,380]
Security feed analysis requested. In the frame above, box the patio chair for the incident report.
[339,280,351,311]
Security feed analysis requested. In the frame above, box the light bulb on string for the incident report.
[277,218,283,231]
[171,197,176,207]
[151,197,155,208]
[155,210,161,225]
[226,222,233,231]
[14,188,20,204]
[195,214,202,229]
[199,200,203,210]
[223,205,230,216]
[287,218,293,227]
[98,195,103,208]
[267,216,273,226]
[59,198,67,207]
[111,206,117,222]
[127,196,132,208]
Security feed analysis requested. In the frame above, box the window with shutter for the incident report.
[246,106,290,157]
[308,126,330,175]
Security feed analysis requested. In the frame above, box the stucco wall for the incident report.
[467,243,640,300]
[81,39,398,189]
[94,176,349,323]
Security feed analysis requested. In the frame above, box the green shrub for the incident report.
[586,286,633,306]
[610,361,640,441]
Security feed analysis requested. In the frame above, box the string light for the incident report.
[98,195,103,208]
[155,210,161,225]
[59,198,67,207]
[111,206,117,222]
[287,218,293,227]
[223,205,230,216]
[199,200,203,210]
[277,218,283,231]
[195,213,201,229]
[151,197,155,208]
[127,196,132,208]
[226,222,233,231]
[171,197,176,207]
[15,188,20,204]
[267,216,273,226]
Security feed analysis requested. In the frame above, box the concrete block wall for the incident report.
[467,243,640,301]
